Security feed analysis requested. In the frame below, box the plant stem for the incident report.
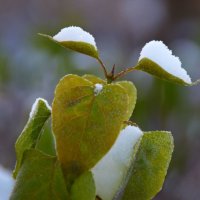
[113,65,137,80]
[97,58,108,79]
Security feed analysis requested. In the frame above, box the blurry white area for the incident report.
[92,125,143,200]
[0,166,14,200]
[121,0,168,40]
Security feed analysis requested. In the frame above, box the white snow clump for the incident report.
[92,125,143,200]
[94,84,103,96]
[53,26,97,49]
[139,40,192,84]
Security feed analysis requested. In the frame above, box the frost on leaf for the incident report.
[136,40,193,85]
[29,97,51,118]
[92,125,143,200]
[39,26,99,59]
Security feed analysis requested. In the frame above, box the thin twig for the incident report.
[113,65,137,80]
[96,57,108,78]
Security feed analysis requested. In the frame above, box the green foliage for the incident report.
[70,171,96,200]
[121,131,174,200]
[135,58,189,85]
[13,99,51,178]
[36,123,56,156]
[10,149,69,200]
[12,27,192,199]
[52,74,137,183]
[39,34,99,59]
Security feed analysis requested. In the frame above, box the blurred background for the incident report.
[0,0,200,199]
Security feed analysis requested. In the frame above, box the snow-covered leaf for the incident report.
[121,131,174,200]
[13,98,51,178]
[52,74,137,186]
[10,149,68,200]
[39,26,99,59]
[136,41,194,85]
[70,171,96,200]
[92,125,143,200]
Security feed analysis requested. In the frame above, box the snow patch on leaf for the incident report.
[29,98,51,118]
[139,40,192,84]
[94,83,103,96]
[92,125,143,200]
[53,26,97,49]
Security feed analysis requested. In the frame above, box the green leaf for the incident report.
[36,122,56,156]
[117,81,137,120]
[52,74,136,184]
[82,74,106,84]
[70,171,96,200]
[10,149,69,200]
[13,98,51,178]
[121,131,174,200]
[135,58,190,86]
[39,33,99,59]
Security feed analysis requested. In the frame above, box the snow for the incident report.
[53,26,97,49]
[29,98,51,118]
[139,40,192,84]
[0,166,14,200]
[92,125,143,200]
[94,83,103,96]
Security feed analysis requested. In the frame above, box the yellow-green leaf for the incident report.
[82,74,106,84]
[52,74,136,185]
[39,33,99,59]
[121,131,174,200]
[135,58,191,85]
[10,149,69,200]
[70,171,95,200]
[13,98,51,178]
[117,81,137,120]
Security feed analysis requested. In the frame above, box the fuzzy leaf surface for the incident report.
[10,149,68,200]
[121,131,174,200]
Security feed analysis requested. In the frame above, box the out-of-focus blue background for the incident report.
[0,0,200,199]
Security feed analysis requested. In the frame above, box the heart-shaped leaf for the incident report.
[10,149,68,200]
[120,131,174,200]
[39,26,99,59]
[13,98,51,178]
[70,171,96,200]
[52,74,137,185]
